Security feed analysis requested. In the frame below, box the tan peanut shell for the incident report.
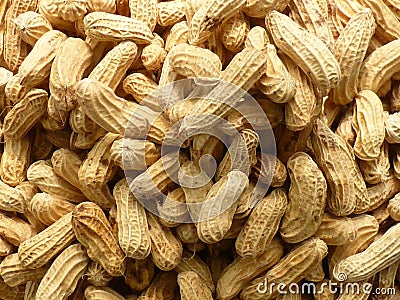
[217,238,284,300]
[188,0,245,45]
[113,178,151,259]
[241,237,328,300]
[139,271,177,299]
[27,160,86,203]
[175,251,215,293]
[86,260,113,287]
[146,212,183,271]
[18,212,75,268]
[352,90,385,160]
[35,244,89,300]
[197,171,249,244]
[314,213,357,246]
[333,222,400,282]
[178,271,213,300]
[14,11,53,46]
[84,286,125,300]
[129,0,157,31]
[72,202,126,276]
[29,192,75,225]
[236,188,287,258]
[332,9,376,105]
[1,135,31,187]
[266,10,341,96]
[280,152,327,243]
[84,12,153,44]
[0,253,47,287]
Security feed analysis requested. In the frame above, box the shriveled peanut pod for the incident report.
[352,90,385,160]
[14,11,52,46]
[0,253,47,287]
[388,193,400,221]
[76,78,172,144]
[88,40,138,91]
[314,213,357,246]
[256,45,296,105]
[332,9,375,105]
[129,0,157,31]
[131,152,187,201]
[280,152,327,243]
[241,237,328,300]
[176,251,215,293]
[176,224,199,243]
[30,192,75,225]
[158,187,190,227]
[236,188,287,258]
[1,135,31,187]
[281,54,319,131]
[141,43,167,72]
[78,132,118,188]
[188,0,245,45]
[244,26,269,49]
[0,212,35,246]
[18,30,66,86]
[266,10,341,96]
[217,238,283,300]
[291,0,334,51]
[0,237,14,257]
[359,39,400,93]
[252,153,287,188]
[3,88,47,140]
[385,112,400,143]
[114,178,151,259]
[84,286,125,300]
[36,244,89,300]
[178,271,213,300]
[147,212,183,271]
[168,44,222,79]
[86,260,112,287]
[157,0,185,26]
[51,148,115,209]
[359,142,390,184]
[123,73,158,105]
[220,11,249,53]
[165,21,189,51]
[49,37,93,122]
[125,257,154,292]
[84,12,153,44]
[139,271,177,299]
[27,160,86,203]
[311,119,356,216]
[333,222,400,282]
[197,171,249,244]
[18,212,74,268]
[72,202,126,276]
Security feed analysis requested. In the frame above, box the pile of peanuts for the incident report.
[2,0,400,299]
